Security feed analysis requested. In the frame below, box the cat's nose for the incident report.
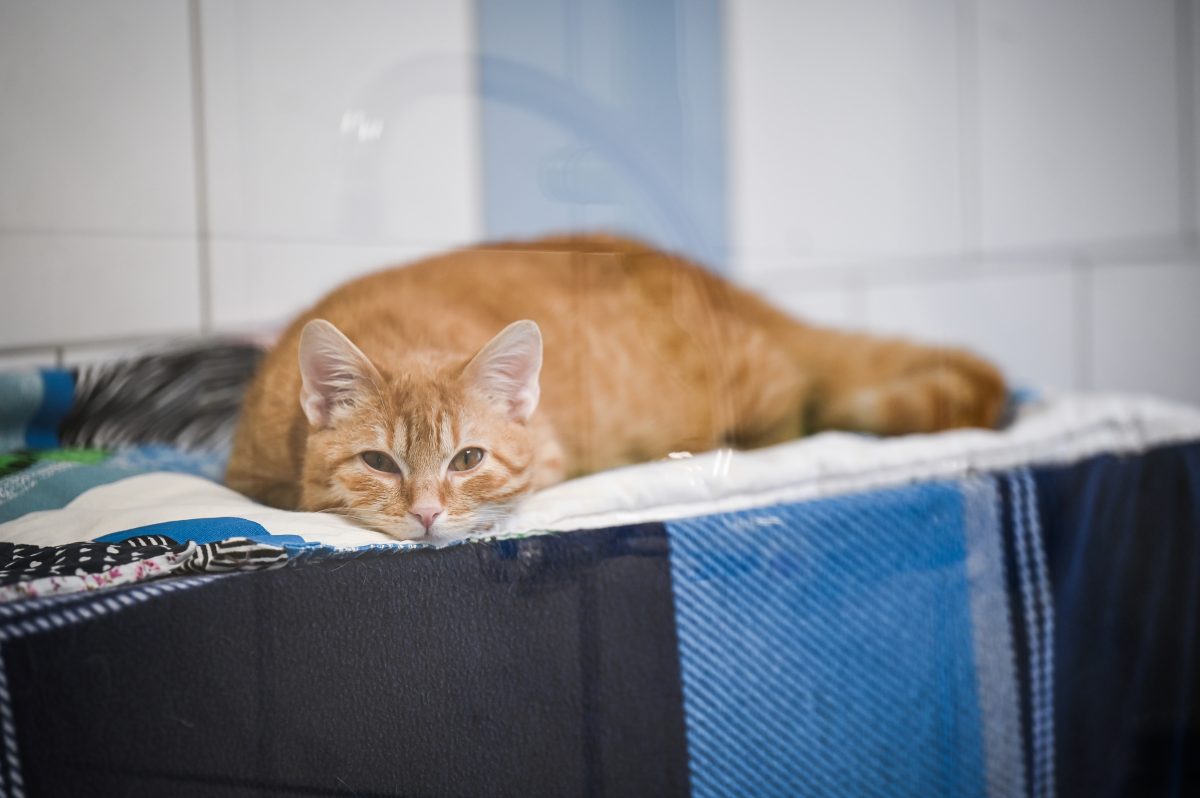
[410,505,443,531]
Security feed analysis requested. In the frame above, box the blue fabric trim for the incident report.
[96,517,313,549]
[24,370,74,450]
[0,371,44,454]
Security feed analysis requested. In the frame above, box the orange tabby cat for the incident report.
[227,234,1005,540]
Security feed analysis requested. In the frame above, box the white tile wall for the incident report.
[728,0,965,267]
[863,267,1079,391]
[1193,0,1200,236]
[1091,262,1200,404]
[0,0,197,235]
[0,0,480,352]
[975,0,1180,251]
[0,0,200,350]
[0,235,202,348]
[208,240,444,330]
[199,0,478,244]
[198,0,480,332]
[727,0,1196,405]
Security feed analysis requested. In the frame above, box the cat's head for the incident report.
[295,318,558,541]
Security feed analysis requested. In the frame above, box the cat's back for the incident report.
[316,233,668,327]
[294,233,737,360]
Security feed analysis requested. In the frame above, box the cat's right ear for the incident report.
[298,319,382,428]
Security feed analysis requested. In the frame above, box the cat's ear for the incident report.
[462,320,542,422]
[298,319,383,428]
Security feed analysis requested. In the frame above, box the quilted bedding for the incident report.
[1,343,1199,796]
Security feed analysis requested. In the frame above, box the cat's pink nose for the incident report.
[410,505,443,531]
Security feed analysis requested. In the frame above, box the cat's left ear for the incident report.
[462,320,542,422]
[298,319,384,428]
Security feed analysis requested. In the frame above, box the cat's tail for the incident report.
[668,254,1006,440]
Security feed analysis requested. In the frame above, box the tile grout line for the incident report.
[1177,0,1199,251]
[729,234,1197,289]
[187,0,214,336]
[465,0,486,244]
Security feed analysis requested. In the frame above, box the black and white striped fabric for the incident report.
[175,537,288,574]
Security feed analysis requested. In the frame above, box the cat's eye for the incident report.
[360,450,402,474]
[449,447,485,472]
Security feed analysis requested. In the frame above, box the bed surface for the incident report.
[0,344,1198,796]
